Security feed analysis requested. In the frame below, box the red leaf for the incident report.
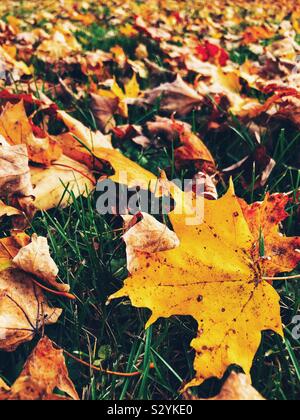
[0,90,42,106]
[29,119,48,139]
[195,41,229,66]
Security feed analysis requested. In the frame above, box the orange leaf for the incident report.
[0,337,78,400]
[240,194,300,277]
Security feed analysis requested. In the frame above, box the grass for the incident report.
[1,117,299,400]
[0,1,300,401]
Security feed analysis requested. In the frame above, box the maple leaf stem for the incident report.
[30,278,76,300]
[263,275,300,281]
[0,241,16,258]
[52,163,97,186]
[61,348,155,377]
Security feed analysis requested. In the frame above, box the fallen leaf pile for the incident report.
[0,0,299,401]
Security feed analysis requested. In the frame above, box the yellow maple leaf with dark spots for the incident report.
[110,181,300,389]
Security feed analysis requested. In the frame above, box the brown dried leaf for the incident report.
[223,146,276,190]
[90,93,119,132]
[0,268,61,351]
[210,373,265,400]
[136,76,203,116]
[185,372,265,400]
[0,336,79,400]
[147,117,215,170]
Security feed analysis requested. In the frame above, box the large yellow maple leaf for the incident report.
[110,182,300,389]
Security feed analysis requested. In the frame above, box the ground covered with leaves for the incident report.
[0,0,299,401]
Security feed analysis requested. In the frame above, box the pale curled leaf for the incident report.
[123,213,180,272]
[13,234,69,292]
[192,172,218,200]
[0,140,33,197]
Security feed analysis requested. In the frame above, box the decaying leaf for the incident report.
[136,76,204,116]
[13,234,69,292]
[213,372,265,400]
[169,120,215,169]
[110,181,299,388]
[114,124,151,148]
[91,74,142,131]
[147,117,216,170]
[240,193,300,277]
[36,29,81,64]
[184,372,265,400]
[0,140,33,197]
[90,93,119,132]
[123,213,180,272]
[116,117,216,171]
[0,268,61,351]
[0,336,79,400]
[223,145,276,190]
